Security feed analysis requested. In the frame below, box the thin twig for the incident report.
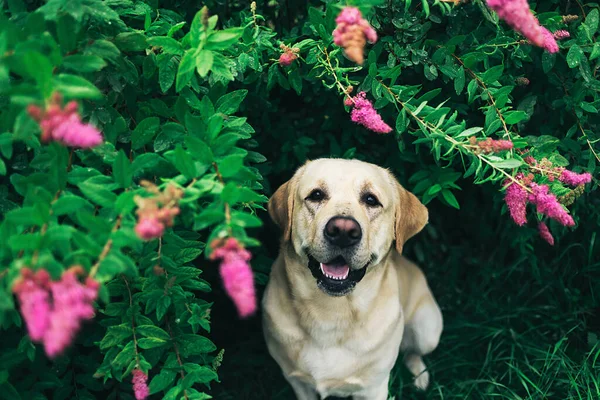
[90,216,122,278]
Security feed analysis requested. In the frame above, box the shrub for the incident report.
[0,0,598,399]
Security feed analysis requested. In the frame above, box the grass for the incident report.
[205,186,600,400]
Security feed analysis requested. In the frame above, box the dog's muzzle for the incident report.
[307,254,368,296]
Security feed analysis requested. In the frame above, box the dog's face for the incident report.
[269,159,428,297]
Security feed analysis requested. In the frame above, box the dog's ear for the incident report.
[394,181,428,254]
[268,179,294,241]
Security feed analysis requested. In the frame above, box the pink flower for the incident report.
[504,174,528,226]
[540,27,559,53]
[279,52,297,66]
[553,29,570,40]
[472,138,514,153]
[349,92,392,134]
[558,170,592,186]
[135,217,165,241]
[12,269,51,342]
[333,7,377,64]
[528,183,575,227]
[132,369,149,400]
[27,95,103,149]
[210,238,257,318]
[486,0,544,47]
[538,222,554,245]
[52,114,103,148]
[44,270,99,358]
[13,267,99,358]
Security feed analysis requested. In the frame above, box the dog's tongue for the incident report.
[320,262,350,279]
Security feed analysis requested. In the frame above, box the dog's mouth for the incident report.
[307,254,368,296]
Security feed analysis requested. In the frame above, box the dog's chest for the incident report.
[293,303,404,397]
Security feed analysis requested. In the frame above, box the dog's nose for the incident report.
[324,217,362,248]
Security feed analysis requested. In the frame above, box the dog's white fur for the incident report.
[262,159,443,399]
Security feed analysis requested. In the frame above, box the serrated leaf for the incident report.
[566,45,584,68]
[147,36,183,55]
[62,55,107,73]
[137,337,168,349]
[148,369,177,395]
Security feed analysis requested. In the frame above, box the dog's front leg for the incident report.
[285,375,319,400]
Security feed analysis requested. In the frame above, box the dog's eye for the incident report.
[362,193,381,207]
[306,189,325,202]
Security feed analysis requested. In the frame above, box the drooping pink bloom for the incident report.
[558,170,592,186]
[12,269,52,342]
[44,269,99,358]
[540,27,559,53]
[132,369,149,400]
[333,7,377,64]
[528,183,575,227]
[135,217,165,240]
[538,222,554,245]
[486,0,544,47]
[504,174,528,226]
[27,94,103,149]
[210,238,257,318]
[51,113,103,148]
[553,30,570,40]
[349,92,392,134]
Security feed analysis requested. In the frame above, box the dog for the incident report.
[262,158,443,400]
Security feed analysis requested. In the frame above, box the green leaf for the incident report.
[181,367,218,389]
[78,181,117,207]
[54,74,103,100]
[218,154,244,178]
[503,111,528,125]
[491,159,522,169]
[176,50,196,92]
[196,50,214,78]
[185,137,214,164]
[147,36,183,55]
[585,9,599,35]
[115,32,148,52]
[52,194,90,216]
[205,28,244,50]
[159,56,178,93]
[441,190,460,209]
[0,159,5,176]
[137,338,168,349]
[216,89,248,115]
[566,45,584,68]
[173,145,198,179]
[156,296,171,321]
[132,117,160,150]
[137,325,170,341]
[454,66,465,95]
[62,55,107,73]
[113,150,132,189]
[148,369,177,395]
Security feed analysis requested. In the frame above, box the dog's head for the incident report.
[269,158,428,297]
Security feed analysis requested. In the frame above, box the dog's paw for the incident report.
[413,371,430,391]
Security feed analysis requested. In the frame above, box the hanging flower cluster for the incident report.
[131,369,149,400]
[345,91,392,134]
[486,0,559,53]
[210,237,257,318]
[27,92,103,148]
[333,7,378,65]
[503,155,593,244]
[12,266,99,358]
[134,182,183,241]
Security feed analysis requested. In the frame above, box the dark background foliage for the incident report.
[1,0,599,399]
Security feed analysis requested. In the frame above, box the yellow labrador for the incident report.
[262,158,443,400]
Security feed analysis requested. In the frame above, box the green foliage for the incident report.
[0,0,598,399]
